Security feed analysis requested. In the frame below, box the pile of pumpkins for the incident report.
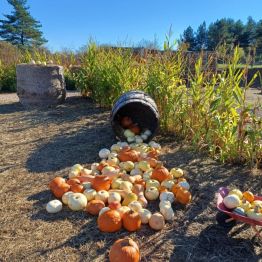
[223,189,262,221]
[46,140,192,233]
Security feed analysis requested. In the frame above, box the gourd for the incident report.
[159,201,174,221]
[122,210,141,232]
[68,193,87,211]
[98,210,122,232]
[132,184,148,207]
[223,194,241,209]
[98,207,110,216]
[67,179,84,193]
[151,163,170,182]
[122,193,138,206]
[107,157,119,166]
[46,200,63,213]
[146,179,160,189]
[240,200,251,212]
[128,201,143,212]
[49,177,70,198]
[161,180,175,191]
[86,200,105,215]
[95,190,109,203]
[160,192,175,203]
[62,191,74,205]
[98,148,111,159]
[108,192,122,204]
[149,212,165,231]
[111,144,121,153]
[175,188,192,205]
[83,188,97,201]
[118,147,139,162]
[109,238,140,262]
[124,129,135,138]
[170,168,184,178]
[119,161,135,172]
[120,181,133,192]
[102,166,119,177]
[229,189,243,200]
[138,209,152,224]
[69,164,83,178]
[145,187,159,201]
[178,181,190,191]
[137,161,151,172]
[130,168,143,176]
[121,173,142,184]
[111,178,123,189]
[80,168,92,176]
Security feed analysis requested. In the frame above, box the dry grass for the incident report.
[0,92,261,262]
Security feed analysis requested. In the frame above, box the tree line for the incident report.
[180,17,262,51]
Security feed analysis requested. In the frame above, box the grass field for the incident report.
[0,92,261,261]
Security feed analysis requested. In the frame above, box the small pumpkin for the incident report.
[95,190,109,203]
[98,148,111,159]
[109,201,122,210]
[160,192,175,203]
[108,192,122,204]
[149,212,165,231]
[176,188,192,205]
[161,179,175,191]
[146,179,160,189]
[49,177,70,198]
[122,193,138,206]
[86,199,105,215]
[98,209,122,232]
[151,163,170,183]
[138,208,152,224]
[128,201,143,212]
[120,181,133,192]
[223,194,241,209]
[68,193,87,211]
[121,116,133,128]
[243,191,254,203]
[177,181,190,191]
[170,167,184,178]
[98,207,110,216]
[145,187,159,201]
[62,191,74,205]
[229,189,243,200]
[117,206,131,218]
[109,238,140,262]
[122,210,141,232]
[46,199,63,213]
[111,178,123,189]
[68,179,84,193]
[83,188,97,201]
[118,147,139,162]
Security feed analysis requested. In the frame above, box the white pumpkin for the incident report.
[68,193,87,211]
[46,199,63,213]
[62,191,74,205]
[127,136,135,143]
[120,181,133,192]
[130,168,142,176]
[161,180,175,191]
[98,148,110,159]
[91,162,99,171]
[82,182,92,190]
[108,192,122,203]
[170,168,184,178]
[146,179,160,189]
[83,189,97,201]
[138,208,152,224]
[98,207,110,216]
[95,190,109,203]
[145,187,159,201]
[149,212,165,230]
[159,200,172,209]
[111,144,121,152]
[124,129,135,138]
[160,192,175,203]
[178,181,190,190]
[138,161,151,172]
[223,194,241,209]
[117,206,131,217]
[102,166,118,176]
[128,201,143,212]
[119,161,134,172]
[111,178,123,189]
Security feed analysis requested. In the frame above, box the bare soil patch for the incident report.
[0,91,261,262]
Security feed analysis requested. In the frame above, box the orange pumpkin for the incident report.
[67,178,81,186]
[243,191,254,203]
[159,186,168,193]
[86,200,105,215]
[147,149,159,159]
[176,188,192,205]
[151,163,170,183]
[67,178,84,193]
[98,210,122,232]
[97,161,109,172]
[108,201,121,210]
[121,116,133,128]
[118,147,139,162]
[109,238,140,262]
[122,210,141,232]
[92,175,111,191]
[177,177,187,183]
[146,157,158,168]
[129,124,141,135]
[172,184,183,196]
[49,177,70,198]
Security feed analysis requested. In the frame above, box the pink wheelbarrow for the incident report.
[216,187,262,239]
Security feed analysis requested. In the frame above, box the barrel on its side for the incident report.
[111,91,159,141]
[16,64,66,107]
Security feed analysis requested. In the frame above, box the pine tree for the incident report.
[195,22,207,50]
[0,0,47,47]
[181,26,196,51]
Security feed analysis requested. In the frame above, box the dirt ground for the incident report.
[0,90,261,262]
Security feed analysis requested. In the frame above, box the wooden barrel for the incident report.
[111,90,159,141]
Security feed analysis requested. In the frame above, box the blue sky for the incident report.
[0,0,261,51]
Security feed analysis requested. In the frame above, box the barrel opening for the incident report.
[111,102,158,141]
